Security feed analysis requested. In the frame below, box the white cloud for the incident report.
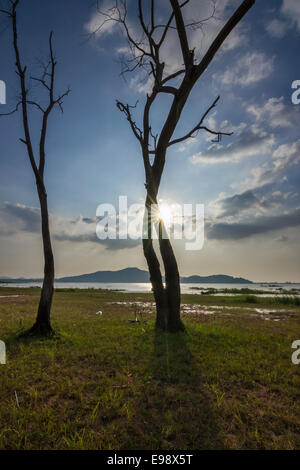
[177,137,198,153]
[247,96,299,128]
[239,139,300,189]
[190,126,275,165]
[0,202,41,236]
[0,203,98,243]
[207,207,300,241]
[265,19,290,38]
[220,120,247,135]
[212,189,270,219]
[272,139,300,171]
[275,235,289,243]
[215,52,274,86]
[184,0,249,56]
[281,0,300,32]
[84,1,121,38]
[129,74,153,95]
[209,185,292,221]
[177,118,247,152]
[0,203,144,253]
[220,25,248,52]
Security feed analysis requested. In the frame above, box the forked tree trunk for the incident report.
[159,230,184,332]
[143,194,167,329]
[27,184,54,336]
[143,194,184,332]
[143,236,168,329]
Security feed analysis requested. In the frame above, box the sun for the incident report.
[158,204,172,224]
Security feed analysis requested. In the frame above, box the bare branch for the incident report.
[30,76,51,91]
[116,99,143,142]
[48,31,56,104]
[138,0,149,37]
[168,96,233,147]
[157,10,175,48]
[151,0,155,33]
[26,100,45,113]
[161,69,185,84]
[3,1,70,181]
[31,32,70,114]
[54,88,71,112]
[97,0,255,185]
[0,8,11,16]
[95,0,152,60]
[0,101,21,116]
[194,0,256,81]
[149,126,158,152]
[154,85,178,95]
[38,32,70,175]
[169,0,192,68]
[11,0,40,181]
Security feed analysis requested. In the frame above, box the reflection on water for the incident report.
[1,281,300,295]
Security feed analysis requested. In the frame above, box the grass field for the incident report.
[0,286,299,450]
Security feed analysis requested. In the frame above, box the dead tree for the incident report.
[0,0,70,336]
[94,0,255,332]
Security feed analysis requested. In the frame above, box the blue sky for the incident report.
[0,0,300,281]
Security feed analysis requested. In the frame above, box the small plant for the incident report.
[244,295,258,304]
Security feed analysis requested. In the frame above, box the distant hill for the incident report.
[0,277,42,283]
[58,268,252,284]
[181,274,251,284]
[1,268,252,284]
[58,268,150,283]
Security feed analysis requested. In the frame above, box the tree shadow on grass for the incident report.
[4,328,60,350]
[128,327,225,450]
[150,329,198,385]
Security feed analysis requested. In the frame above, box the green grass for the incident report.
[189,287,300,295]
[0,287,299,450]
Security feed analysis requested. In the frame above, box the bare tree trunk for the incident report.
[143,236,167,329]
[27,184,54,336]
[143,193,184,332]
[143,194,167,329]
[159,229,184,332]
